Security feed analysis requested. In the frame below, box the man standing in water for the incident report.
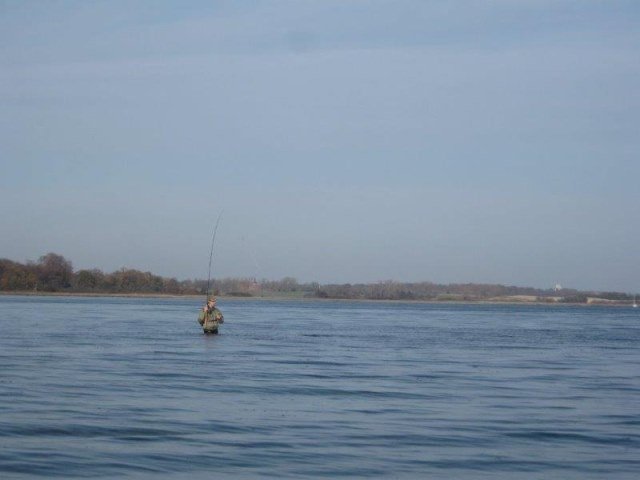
[198,297,224,334]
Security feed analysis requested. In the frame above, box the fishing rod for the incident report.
[205,210,224,302]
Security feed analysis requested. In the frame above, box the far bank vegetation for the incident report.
[0,253,635,304]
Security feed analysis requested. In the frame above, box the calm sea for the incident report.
[0,295,638,479]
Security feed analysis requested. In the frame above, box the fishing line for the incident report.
[241,234,263,280]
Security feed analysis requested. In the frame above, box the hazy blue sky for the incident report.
[1,1,639,291]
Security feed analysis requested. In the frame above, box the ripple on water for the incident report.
[1,297,639,478]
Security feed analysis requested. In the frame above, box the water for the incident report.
[1,295,639,479]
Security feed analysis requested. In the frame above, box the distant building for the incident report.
[554,284,563,292]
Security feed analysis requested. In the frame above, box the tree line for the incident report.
[0,253,187,294]
[0,253,635,302]
[0,253,303,296]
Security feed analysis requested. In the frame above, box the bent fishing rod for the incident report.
[206,210,224,302]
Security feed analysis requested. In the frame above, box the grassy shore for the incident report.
[1,290,636,307]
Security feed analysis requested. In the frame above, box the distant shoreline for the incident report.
[0,290,634,307]
[3,253,635,306]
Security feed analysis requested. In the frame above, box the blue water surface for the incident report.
[0,295,639,479]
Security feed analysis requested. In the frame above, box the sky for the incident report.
[1,1,639,291]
